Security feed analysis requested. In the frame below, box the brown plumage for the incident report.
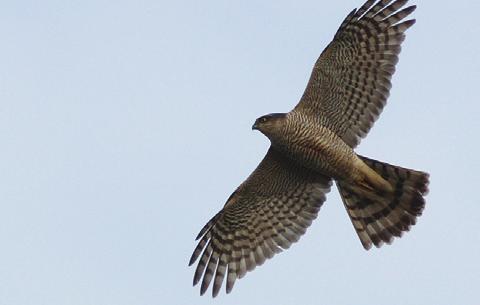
[190,0,429,297]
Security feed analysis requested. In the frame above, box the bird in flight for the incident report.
[189,0,429,297]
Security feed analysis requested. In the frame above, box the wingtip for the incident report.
[362,241,373,251]
[406,18,416,26]
[188,248,200,266]
[193,273,201,286]
[200,281,209,296]
[401,5,417,17]
[212,286,220,298]
[188,256,195,267]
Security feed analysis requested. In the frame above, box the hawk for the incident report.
[189,0,429,297]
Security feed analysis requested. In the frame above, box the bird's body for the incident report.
[190,0,429,297]
[260,112,360,182]
[258,111,394,205]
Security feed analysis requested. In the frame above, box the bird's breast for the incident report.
[274,122,359,180]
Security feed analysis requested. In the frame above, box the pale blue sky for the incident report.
[1,0,479,304]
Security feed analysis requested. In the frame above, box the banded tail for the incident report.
[337,156,429,250]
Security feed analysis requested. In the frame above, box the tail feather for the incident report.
[337,156,429,250]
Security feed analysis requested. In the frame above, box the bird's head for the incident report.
[252,113,287,138]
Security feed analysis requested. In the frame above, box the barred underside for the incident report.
[337,156,429,249]
[189,148,332,297]
[295,0,417,148]
[190,0,425,298]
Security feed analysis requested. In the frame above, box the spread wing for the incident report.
[294,0,416,147]
[189,147,332,297]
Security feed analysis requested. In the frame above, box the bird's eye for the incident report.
[260,117,268,123]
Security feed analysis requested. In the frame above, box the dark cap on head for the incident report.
[252,113,287,130]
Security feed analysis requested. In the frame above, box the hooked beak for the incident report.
[252,122,258,130]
